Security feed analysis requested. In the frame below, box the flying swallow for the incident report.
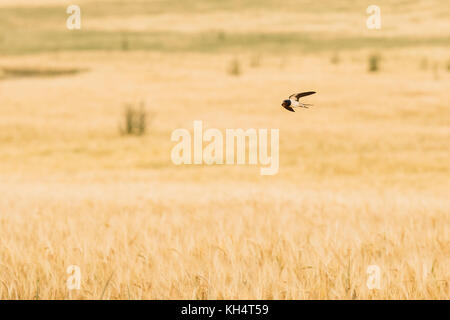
[281,91,316,112]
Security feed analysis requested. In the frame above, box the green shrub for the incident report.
[228,58,241,76]
[120,101,152,136]
[368,53,381,72]
[330,52,340,65]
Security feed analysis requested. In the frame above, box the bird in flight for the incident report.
[281,91,316,112]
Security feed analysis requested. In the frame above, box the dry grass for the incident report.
[0,0,449,299]
[0,180,448,299]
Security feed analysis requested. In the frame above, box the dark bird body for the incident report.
[282,91,316,112]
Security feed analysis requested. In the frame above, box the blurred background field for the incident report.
[0,0,449,299]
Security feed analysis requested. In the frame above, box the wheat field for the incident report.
[0,0,449,299]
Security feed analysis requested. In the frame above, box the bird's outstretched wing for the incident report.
[289,91,316,101]
[283,105,295,112]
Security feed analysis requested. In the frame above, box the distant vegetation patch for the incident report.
[0,66,87,79]
[1,29,449,55]
[330,51,340,65]
[249,54,261,67]
[120,101,154,136]
[368,53,381,72]
[228,58,242,76]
